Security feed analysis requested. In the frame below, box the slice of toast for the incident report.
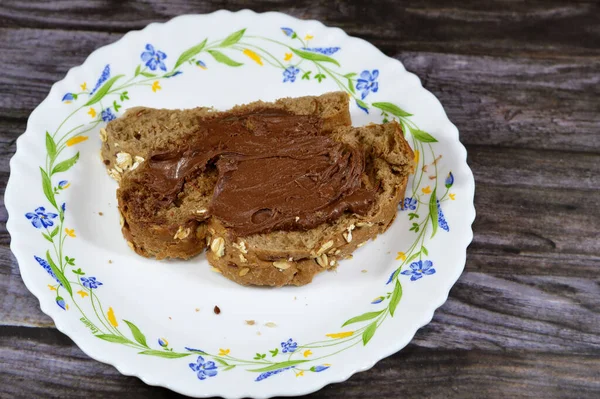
[110,93,414,286]
[205,122,413,286]
[109,92,352,259]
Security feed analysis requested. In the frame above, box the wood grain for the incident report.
[1,1,599,397]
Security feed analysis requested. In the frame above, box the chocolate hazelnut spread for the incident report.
[136,109,376,236]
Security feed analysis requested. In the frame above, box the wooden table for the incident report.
[1,1,599,397]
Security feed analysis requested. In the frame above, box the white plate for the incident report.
[5,10,475,398]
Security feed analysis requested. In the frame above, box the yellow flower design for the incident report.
[396,252,406,261]
[87,108,96,118]
[152,81,161,92]
[48,284,56,291]
[303,349,312,358]
[422,185,432,194]
[284,52,293,61]
[326,331,354,339]
[449,193,456,200]
[218,348,230,356]
[295,370,304,377]
[76,290,88,298]
[304,34,314,40]
[65,228,76,238]
[66,136,88,147]
[414,149,420,165]
[107,307,118,327]
[80,82,87,91]
[243,49,263,65]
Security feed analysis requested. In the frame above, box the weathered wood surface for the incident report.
[1,1,599,398]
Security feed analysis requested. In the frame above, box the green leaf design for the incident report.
[214,358,230,366]
[356,98,369,111]
[46,250,72,296]
[50,226,59,237]
[302,71,312,80]
[422,246,429,256]
[140,71,157,78]
[42,233,53,243]
[223,365,236,371]
[314,73,326,83]
[96,334,130,344]
[40,167,57,209]
[388,280,403,317]
[347,78,356,94]
[174,38,207,70]
[406,252,420,264]
[269,348,279,357]
[410,126,438,143]
[290,48,340,67]
[372,102,413,117]
[84,75,124,107]
[429,186,438,238]
[51,152,79,175]
[219,29,246,47]
[362,321,378,345]
[249,360,308,372]
[123,320,148,348]
[186,348,208,355]
[138,350,190,358]
[207,50,243,67]
[134,65,141,77]
[342,310,384,327]
[45,132,57,163]
[344,72,357,78]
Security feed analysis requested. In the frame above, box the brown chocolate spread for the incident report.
[137,109,375,236]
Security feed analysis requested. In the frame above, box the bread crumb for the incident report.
[265,322,277,328]
[168,316,172,320]
[195,308,200,312]
[108,260,112,264]
[98,212,103,216]
[245,320,255,325]
[361,269,368,273]
[257,331,261,336]
[214,306,221,315]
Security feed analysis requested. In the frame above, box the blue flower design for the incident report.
[166,71,183,78]
[61,203,66,213]
[437,200,449,232]
[25,207,58,229]
[61,93,76,102]
[185,347,206,353]
[302,47,340,55]
[386,269,397,285]
[311,365,330,372]
[196,60,207,70]
[256,366,294,382]
[283,66,300,83]
[141,44,167,71]
[189,356,218,380]
[356,70,379,100]
[402,197,417,211]
[80,276,103,289]
[445,172,454,188]
[281,338,298,353]
[158,338,169,347]
[401,260,436,281]
[101,107,116,122]
[34,255,61,285]
[281,27,295,38]
[58,180,69,189]
[56,296,66,310]
[371,296,385,304]
[89,65,110,96]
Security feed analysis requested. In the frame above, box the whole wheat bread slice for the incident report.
[109,92,352,260]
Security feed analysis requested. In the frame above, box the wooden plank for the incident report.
[1,329,598,398]
[1,28,598,152]
[0,0,598,57]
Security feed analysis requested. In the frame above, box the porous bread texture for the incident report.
[114,92,352,260]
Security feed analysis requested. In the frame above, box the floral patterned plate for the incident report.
[5,10,475,398]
